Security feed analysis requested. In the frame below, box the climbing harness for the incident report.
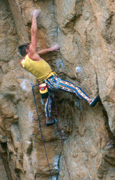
[45,76,61,91]
[38,73,61,105]
[55,77,61,90]
[31,82,53,180]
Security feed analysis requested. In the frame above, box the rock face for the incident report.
[0,0,115,180]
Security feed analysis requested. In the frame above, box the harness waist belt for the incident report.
[46,72,57,80]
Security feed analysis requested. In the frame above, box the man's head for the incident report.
[18,43,30,57]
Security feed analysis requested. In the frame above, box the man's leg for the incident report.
[46,76,100,106]
[45,94,55,126]
[58,79,92,103]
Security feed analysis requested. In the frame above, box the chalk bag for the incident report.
[39,83,48,105]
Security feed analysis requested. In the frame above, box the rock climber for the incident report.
[18,9,100,126]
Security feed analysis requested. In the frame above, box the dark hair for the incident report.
[18,43,29,56]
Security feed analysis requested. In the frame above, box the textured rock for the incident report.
[0,0,115,180]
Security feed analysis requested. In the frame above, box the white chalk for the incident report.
[76,66,82,73]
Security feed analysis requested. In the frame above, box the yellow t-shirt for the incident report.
[22,55,52,82]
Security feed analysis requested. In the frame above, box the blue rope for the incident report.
[31,82,53,180]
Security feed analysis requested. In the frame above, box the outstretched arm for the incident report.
[29,10,40,56]
[37,44,60,55]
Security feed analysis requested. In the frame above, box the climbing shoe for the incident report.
[90,96,100,107]
[46,119,55,127]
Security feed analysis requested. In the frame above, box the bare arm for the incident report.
[28,10,40,57]
[37,44,60,55]
[37,48,52,55]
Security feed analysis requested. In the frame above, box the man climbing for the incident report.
[18,9,100,126]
